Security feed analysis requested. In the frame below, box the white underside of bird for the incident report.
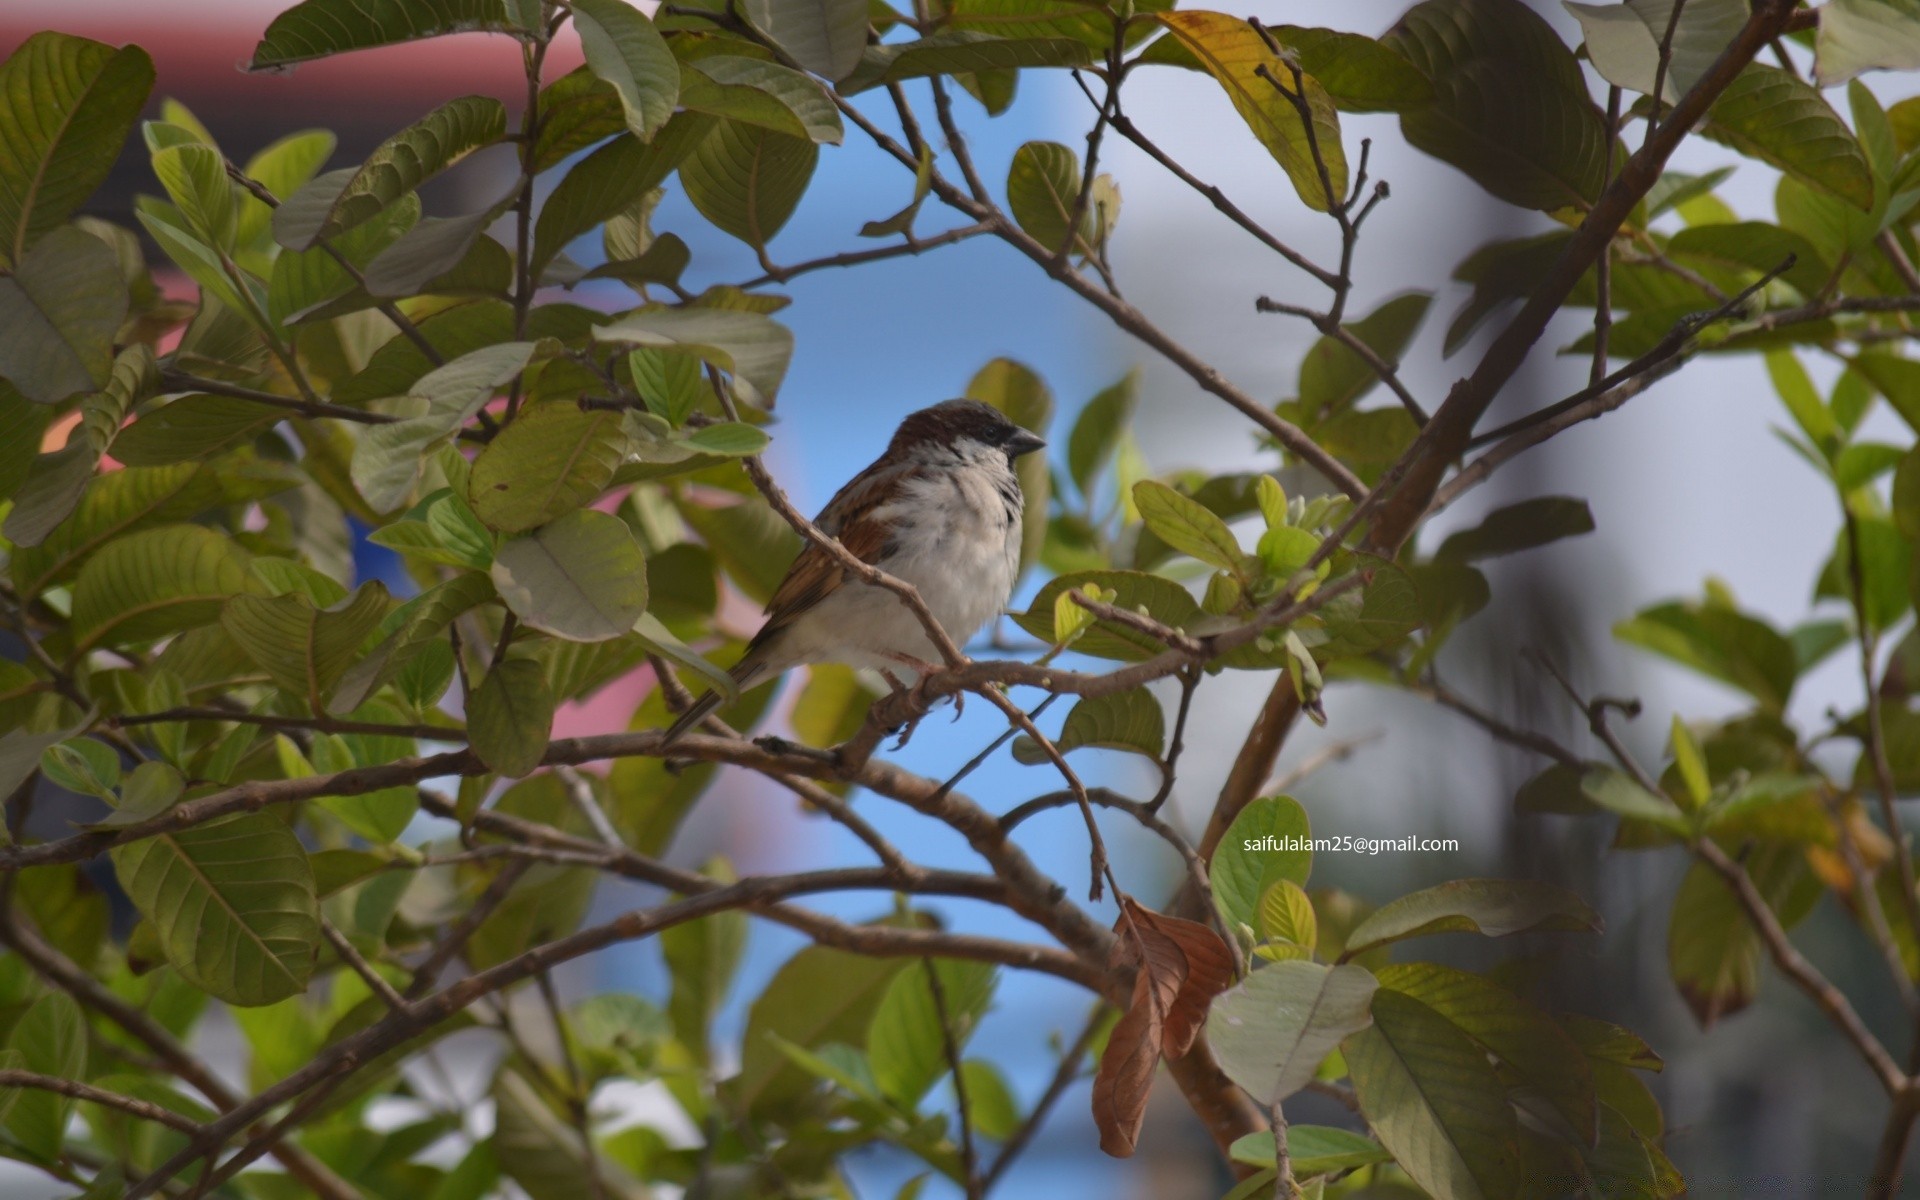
[750,456,1021,680]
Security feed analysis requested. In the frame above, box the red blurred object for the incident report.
[0,7,586,211]
[1,8,583,128]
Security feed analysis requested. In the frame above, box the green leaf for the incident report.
[1614,593,1800,713]
[112,811,319,1006]
[1297,292,1430,419]
[669,421,765,458]
[5,344,158,549]
[0,32,155,269]
[236,129,336,251]
[530,67,626,173]
[1343,878,1601,958]
[1379,962,1596,1144]
[111,394,279,466]
[41,737,120,801]
[150,141,236,253]
[136,198,261,324]
[1896,447,1920,541]
[0,382,50,503]
[662,859,746,1059]
[744,0,870,80]
[1257,27,1433,114]
[72,524,259,652]
[1435,497,1594,562]
[1699,64,1874,211]
[1155,12,1347,212]
[273,96,506,249]
[737,928,918,1115]
[868,959,997,1108]
[269,188,421,323]
[221,582,391,709]
[1817,515,1913,631]
[1669,846,1814,1027]
[492,508,649,642]
[351,341,542,511]
[1384,0,1608,212]
[1015,570,1200,660]
[680,118,818,250]
[594,306,794,404]
[1133,480,1244,572]
[1565,0,1750,103]
[1012,687,1165,764]
[1067,371,1136,497]
[841,32,1091,95]
[681,56,843,144]
[529,117,710,274]
[0,224,127,404]
[1229,1125,1393,1176]
[1208,960,1378,1103]
[4,994,86,1160]
[249,0,524,69]
[1213,795,1313,931]
[11,463,229,599]
[1666,221,1831,298]
[468,404,628,533]
[1669,716,1711,811]
[1816,0,1920,86]
[469,657,554,777]
[493,1067,644,1200]
[959,1059,1021,1140]
[293,731,417,844]
[1345,989,1523,1200]
[330,572,494,714]
[571,0,680,143]
[1581,767,1691,835]
[1257,879,1318,954]
[1006,140,1092,254]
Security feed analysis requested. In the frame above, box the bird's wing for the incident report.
[753,461,909,637]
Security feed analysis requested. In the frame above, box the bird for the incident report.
[661,398,1046,746]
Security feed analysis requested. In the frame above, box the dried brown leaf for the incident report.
[1130,900,1236,1057]
[1092,896,1237,1156]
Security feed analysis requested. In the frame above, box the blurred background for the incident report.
[2,0,1915,1195]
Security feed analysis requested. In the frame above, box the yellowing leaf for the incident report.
[1155,12,1348,211]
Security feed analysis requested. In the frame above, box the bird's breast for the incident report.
[867,463,1023,644]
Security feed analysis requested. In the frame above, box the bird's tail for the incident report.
[660,658,763,747]
[661,688,725,746]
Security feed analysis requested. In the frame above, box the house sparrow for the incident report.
[662,398,1046,745]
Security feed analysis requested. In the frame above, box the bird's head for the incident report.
[889,398,1046,465]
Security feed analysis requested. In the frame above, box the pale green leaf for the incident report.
[1208,960,1378,1103]
[491,508,649,642]
[744,0,871,80]
[572,0,680,142]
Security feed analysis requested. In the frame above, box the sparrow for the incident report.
[662,398,1046,745]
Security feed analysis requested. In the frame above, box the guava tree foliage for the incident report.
[0,0,1919,1195]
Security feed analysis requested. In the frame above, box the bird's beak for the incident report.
[1005,429,1046,459]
